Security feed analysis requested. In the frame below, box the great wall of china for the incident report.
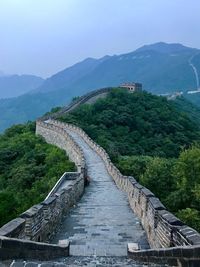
[0,88,200,266]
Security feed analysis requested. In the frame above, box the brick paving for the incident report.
[52,129,149,256]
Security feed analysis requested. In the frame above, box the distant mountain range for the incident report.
[0,74,44,99]
[1,42,200,132]
[32,42,200,95]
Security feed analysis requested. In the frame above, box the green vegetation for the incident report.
[1,42,200,133]
[59,89,200,231]
[117,148,200,231]
[173,96,200,126]
[60,89,200,159]
[185,93,200,109]
[0,122,75,227]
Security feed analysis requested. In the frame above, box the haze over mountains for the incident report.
[33,42,200,95]
[0,42,200,132]
[0,74,44,99]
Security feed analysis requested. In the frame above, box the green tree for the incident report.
[172,145,200,210]
[0,122,75,227]
[140,157,176,203]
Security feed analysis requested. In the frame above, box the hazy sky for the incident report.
[0,0,199,78]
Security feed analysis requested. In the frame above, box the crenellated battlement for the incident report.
[48,119,200,249]
[0,118,200,265]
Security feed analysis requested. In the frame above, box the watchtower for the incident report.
[120,82,142,92]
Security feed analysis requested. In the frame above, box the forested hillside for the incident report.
[58,89,200,231]
[185,93,200,110]
[1,42,200,133]
[173,96,200,126]
[0,122,75,226]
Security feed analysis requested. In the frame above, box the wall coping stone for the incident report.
[0,219,25,237]
[158,210,184,226]
[128,243,200,266]
[42,196,57,205]
[148,197,166,210]
[20,204,44,218]
[134,183,143,189]
[141,188,154,197]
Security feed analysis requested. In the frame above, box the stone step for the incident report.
[1,257,167,267]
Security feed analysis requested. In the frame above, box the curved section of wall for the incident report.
[0,120,87,260]
[1,118,200,262]
[48,119,200,249]
[36,120,85,172]
[41,87,113,120]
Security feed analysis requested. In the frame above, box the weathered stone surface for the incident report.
[128,245,200,266]
[1,119,200,265]
[52,128,149,256]
[46,120,200,251]
[1,257,165,267]
[148,197,165,211]
[0,236,69,261]
[141,188,154,197]
[158,210,184,226]
[0,219,25,238]
[127,243,139,253]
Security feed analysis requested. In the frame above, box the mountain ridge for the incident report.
[0,74,44,99]
[32,42,200,95]
[135,42,197,54]
[1,42,200,132]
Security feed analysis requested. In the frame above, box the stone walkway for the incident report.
[1,257,166,267]
[52,129,149,256]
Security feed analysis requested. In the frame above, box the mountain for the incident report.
[1,42,200,132]
[0,74,44,99]
[185,92,200,108]
[33,56,111,94]
[135,42,197,54]
[33,42,200,95]
[173,96,200,126]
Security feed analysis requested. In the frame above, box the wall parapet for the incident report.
[36,120,86,172]
[0,235,69,261]
[0,119,87,260]
[128,244,200,266]
[0,173,84,242]
[48,119,200,249]
[1,117,200,262]
[41,87,113,120]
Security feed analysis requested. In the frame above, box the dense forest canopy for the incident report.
[1,88,200,232]
[0,122,75,226]
[58,89,200,231]
[59,89,200,159]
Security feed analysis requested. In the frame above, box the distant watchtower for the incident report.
[120,82,142,92]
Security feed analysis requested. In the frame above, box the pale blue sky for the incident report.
[0,0,199,78]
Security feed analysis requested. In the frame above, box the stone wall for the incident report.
[0,120,87,260]
[36,120,86,173]
[0,172,84,242]
[1,117,200,261]
[41,87,114,121]
[128,244,200,266]
[0,235,69,261]
[49,119,200,249]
